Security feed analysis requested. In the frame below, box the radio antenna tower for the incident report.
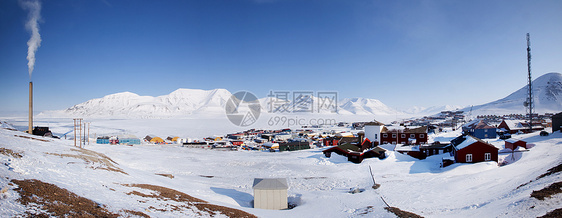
[525,33,533,132]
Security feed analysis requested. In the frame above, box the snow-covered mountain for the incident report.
[338,97,403,115]
[43,71,562,119]
[403,105,464,116]
[40,89,401,118]
[39,89,232,118]
[466,72,562,115]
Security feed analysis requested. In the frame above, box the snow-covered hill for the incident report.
[467,72,562,115]
[39,89,232,118]
[40,89,402,118]
[403,105,464,116]
[338,97,403,115]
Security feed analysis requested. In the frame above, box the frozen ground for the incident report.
[1,118,562,217]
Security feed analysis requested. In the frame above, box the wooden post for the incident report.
[79,119,82,148]
[73,119,76,147]
[73,118,83,148]
[87,122,90,145]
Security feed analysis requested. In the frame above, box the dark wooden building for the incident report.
[278,141,310,151]
[553,112,562,133]
[322,139,386,164]
[419,142,454,157]
[505,139,527,150]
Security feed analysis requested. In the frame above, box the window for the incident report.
[485,153,491,161]
[466,154,473,162]
[410,134,415,138]
[392,141,396,145]
[401,134,406,138]
[392,134,396,138]
[420,134,425,138]
[383,134,388,138]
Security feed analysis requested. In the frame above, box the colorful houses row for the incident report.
[460,118,550,140]
[97,135,141,145]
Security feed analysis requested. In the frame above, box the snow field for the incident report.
[1,120,562,217]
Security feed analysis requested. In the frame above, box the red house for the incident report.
[498,120,545,134]
[504,139,527,150]
[451,135,498,163]
[380,126,428,145]
[323,137,340,146]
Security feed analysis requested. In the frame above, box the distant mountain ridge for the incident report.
[39,72,562,119]
[39,89,401,118]
[40,89,232,118]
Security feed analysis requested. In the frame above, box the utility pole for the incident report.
[525,33,533,133]
[73,119,76,147]
[73,118,83,148]
[87,122,90,145]
[83,122,86,147]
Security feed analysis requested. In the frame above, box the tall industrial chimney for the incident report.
[28,81,33,134]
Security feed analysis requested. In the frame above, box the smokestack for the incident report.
[29,81,33,134]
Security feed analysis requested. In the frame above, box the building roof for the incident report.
[462,119,480,129]
[338,137,360,144]
[253,178,288,190]
[501,120,526,130]
[406,126,428,133]
[505,138,525,143]
[474,120,495,129]
[463,119,495,129]
[420,143,452,149]
[381,126,404,133]
[364,120,385,126]
[452,135,498,151]
[381,126,427,133]
[454,136,478,150]
[364,146,386,154]
[395,144,420,152]
[337,143,362,152]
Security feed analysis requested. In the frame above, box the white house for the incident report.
[253,178,288,210]
[364,120,384,145]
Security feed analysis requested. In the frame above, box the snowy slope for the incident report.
[1,124,562,217]
[467,72,562,115]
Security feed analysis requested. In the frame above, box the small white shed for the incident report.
[253,178,288,210]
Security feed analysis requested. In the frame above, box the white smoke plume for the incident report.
[20,0,42,80]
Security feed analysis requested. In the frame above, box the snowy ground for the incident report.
[1,118,562,217]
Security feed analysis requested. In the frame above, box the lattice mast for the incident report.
[526,33,533,132]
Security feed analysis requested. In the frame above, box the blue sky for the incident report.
[1,0,561,115]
